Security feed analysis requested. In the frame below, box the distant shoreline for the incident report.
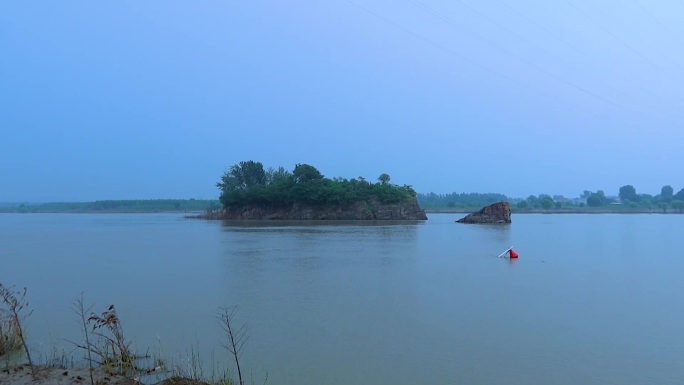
[1,209,680,215]
[0,210,206,214]
[0,199,680,215]
[427,209,680,214]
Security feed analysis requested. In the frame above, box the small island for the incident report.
[205,161,427,220]
[456,201,512,224]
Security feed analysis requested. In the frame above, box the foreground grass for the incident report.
[0,283,248,385]
[0,312,22,356]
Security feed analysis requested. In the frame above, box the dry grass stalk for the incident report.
[0,310,22,356]
[0,283,34,377]
[87,304,136,375]
[73,295,96,385]
[218,307,247,385]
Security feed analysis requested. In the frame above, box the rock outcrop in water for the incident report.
[456,201,511,224]
[204,198,427,220]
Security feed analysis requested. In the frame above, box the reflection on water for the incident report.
[2,213,684,385]
[219,221,421,277]
[470,223,512,247]
[220,219,427,229]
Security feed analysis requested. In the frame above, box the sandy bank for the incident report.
[0,365,135,385]
[0,365,211,385]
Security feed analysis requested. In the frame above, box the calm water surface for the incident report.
[1,213,683,385]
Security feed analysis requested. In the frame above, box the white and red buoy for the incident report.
[497,247,519,259]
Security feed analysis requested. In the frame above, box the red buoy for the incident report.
[509,249,519,258]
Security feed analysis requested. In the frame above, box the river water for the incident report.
[1,213,682,385]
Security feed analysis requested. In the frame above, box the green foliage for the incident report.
[619,185,638,202]
[516,200,528,209]
[586,193,604,207]
[266,166,291,184]
[540,196,554,210]
[378,173,391,185]
[661,185,674,202]
[217,161,268,194]
[672,200,684,212]
[638,194,653,206]
[292,163,324,184]
[217,161,415,208]
[578,189,606,207]
[674,187,684,201]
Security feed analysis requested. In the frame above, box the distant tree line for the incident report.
[7,179,683,214]
[420,184,684,213]
[515,194,560,210]
[417,192,509,209]
[2,199,220,213]
[613,184,684,212]
[217,161,416,208]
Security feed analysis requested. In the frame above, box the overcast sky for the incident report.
[2,1,683,201]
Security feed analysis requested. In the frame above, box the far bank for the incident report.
[428,208,683,214]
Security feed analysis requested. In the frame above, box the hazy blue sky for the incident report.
[2,1,683,201]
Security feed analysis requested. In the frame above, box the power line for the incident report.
[561,0,669,74]
[340,0,505,82]
[632,0,684,68]
[339,0,650,128]
[633,0,683,44]
[492,0,675,107]
[456,0,559,59]
[493,0,582,54]
[564,0,684,87]
[445,0,650,109]
[407,0,629,111]
[341,0,682,131]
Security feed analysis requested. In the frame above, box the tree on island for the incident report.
[217,161,267,193]
[216,161,416,208]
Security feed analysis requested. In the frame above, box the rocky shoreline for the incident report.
[202,198,428,221]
